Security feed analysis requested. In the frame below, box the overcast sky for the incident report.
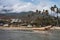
[0,0,60,12]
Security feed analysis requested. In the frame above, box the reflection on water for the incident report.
[0,30,60,40]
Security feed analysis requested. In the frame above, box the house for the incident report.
[10,19,22,27]
[3,24,9,27]
[0,21,5,26]
[27,24,33,28]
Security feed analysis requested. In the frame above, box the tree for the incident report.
[50,5,59,26]
[39,11,41,14]
[36,10,38,13]
[28,15,30,17]
[50,7,54,12]
[45,10,49,15]
[32,17,43,27]
[42,9,45,14]
[50,5,58,13]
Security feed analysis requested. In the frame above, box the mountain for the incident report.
[0,10,59,20]
[0,11,34,19]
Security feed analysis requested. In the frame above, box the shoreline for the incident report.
[0,27,45,31]
[0,26,60,31]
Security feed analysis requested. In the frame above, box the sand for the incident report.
[0,26,60,31]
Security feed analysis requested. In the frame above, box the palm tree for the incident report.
[50,5,57,12]
[36,10,38,13]
[39,11,41,14]
[50,5,59,26]
[51,5,58,13]
[42,9,45,15]
[50,7,55,12]
[45,10,49,15]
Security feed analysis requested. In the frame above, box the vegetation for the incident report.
[0,5,60,27]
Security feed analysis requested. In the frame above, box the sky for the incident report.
[0,0,60,13]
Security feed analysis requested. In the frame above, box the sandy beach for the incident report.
[0,26,60,31]
[0,27,45,31]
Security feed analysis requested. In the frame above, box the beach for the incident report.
[0,26,60,40]
[0,26,60,31]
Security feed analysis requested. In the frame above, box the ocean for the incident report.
[0,30,60,40]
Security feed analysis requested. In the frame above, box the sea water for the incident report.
[0,30,60,40]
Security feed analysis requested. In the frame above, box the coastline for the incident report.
[0,26,60,31]
[0,27,45,31]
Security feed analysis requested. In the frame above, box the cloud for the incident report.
[12,2,34,12]
[0,0,59,13]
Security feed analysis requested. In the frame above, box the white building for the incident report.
[11,19,22,23]
[27,24,32,28]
